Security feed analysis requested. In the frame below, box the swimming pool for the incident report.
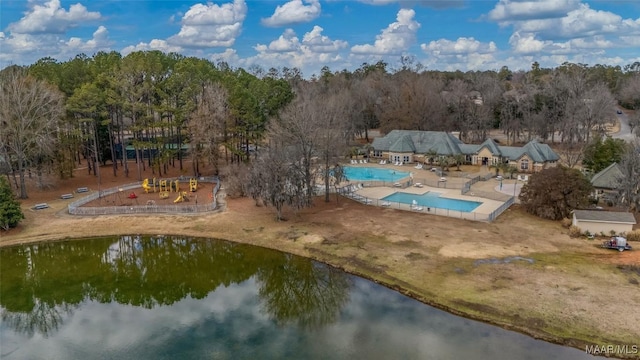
[382,191,482,212]
[344,166,410,182]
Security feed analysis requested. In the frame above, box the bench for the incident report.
[61,193,74,199]
[34,203,50,210]
[76,187,89,193]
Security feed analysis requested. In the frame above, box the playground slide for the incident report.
[174,193,183,203]
[142,179,152,193]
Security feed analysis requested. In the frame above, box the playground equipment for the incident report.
[128,192,138,199]
[143,178,180,193]
[174,191,189,203]
[159,191,169,199]
[142,178,157,193]
[190,178,198,192]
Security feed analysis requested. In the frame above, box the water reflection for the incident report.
[0,236,598,359]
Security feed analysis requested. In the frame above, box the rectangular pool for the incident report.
[382,191,482,212]
[344,166,410,182]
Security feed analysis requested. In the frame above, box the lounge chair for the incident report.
[381,201,391,207]
[393,182,401,187]
[414,183,423,188]
[363,198,372,204]
[398,161,403,166]
[414,163,423,169]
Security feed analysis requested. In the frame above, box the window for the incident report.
[520,159,529,170]
[403,155,410,162]
[373,150,382,157]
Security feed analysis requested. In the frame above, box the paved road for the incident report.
[611,108,637,143]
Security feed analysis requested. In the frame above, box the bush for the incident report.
[569,225,582,238]
[561,218,572,228]
[626,230,640,242]
[0,177,24,231]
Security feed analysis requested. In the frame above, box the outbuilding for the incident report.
[572,210,637,236]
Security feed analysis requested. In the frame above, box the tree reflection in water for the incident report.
[0,236,350,337]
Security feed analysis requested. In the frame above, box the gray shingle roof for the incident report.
[372,130,463,155]
[591,163,623,189]
[372,130,559,162]
[573,210,636,224]
[389,135,416,152]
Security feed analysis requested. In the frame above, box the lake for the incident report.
[0,236,596,359]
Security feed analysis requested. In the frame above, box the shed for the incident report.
[572,210,636,236]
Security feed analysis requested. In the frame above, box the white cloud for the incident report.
[303,25,348,52]
[168,0,247,48]
[249,26,347,76]
[421,37,497,56]
[508,32,547,54]
[255,29,301,53]
[419,37,499,72]
[351,8,420,55]
[261,0,321,27]
[357,0,463,9]
[65,25,112,53]
[121,39,183,56]
[8,0,101,34]
[488,0,580,22]
[0,26,112,65]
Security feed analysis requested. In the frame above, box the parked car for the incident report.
[616,109,623,114]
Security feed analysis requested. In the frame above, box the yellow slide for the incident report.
[142,178,153,193]
[174,191,188,203]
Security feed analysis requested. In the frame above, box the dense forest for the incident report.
[1,51,639,214]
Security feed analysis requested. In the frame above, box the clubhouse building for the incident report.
[371,130,560,173]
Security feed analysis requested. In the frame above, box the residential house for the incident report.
[590,162,623,203]
[371,130,559,172]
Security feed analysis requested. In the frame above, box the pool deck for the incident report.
[341,161,512,220]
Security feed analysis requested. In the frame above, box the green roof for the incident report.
[591,163,623,189]
[372,130,559,162]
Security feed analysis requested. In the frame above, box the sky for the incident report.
[1,0,640,77]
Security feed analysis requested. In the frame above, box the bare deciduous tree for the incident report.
[187,82,229,176]
[0,67,64,198]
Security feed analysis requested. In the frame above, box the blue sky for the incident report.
[1,0,640,77]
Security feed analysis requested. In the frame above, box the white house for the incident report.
[572,210,637,236]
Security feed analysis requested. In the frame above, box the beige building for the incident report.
[572,210,637,236]
[371,130,559,173]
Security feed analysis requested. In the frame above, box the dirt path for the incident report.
[2,164,639,358]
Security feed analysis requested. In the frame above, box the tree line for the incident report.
[1,51,639,218]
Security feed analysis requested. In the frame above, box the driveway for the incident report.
[611,108,637,143]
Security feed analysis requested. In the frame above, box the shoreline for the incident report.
[1,196,639,358]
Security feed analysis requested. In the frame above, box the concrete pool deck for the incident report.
[341,162,513,221]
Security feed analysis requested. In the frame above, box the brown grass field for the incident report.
[2,161,639,358]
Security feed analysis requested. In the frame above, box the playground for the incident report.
[79,177,216,208]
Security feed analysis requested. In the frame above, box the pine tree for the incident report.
[0,177,24,230]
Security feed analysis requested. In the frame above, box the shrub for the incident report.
[561,218,572,228]
[569,225,582,238]
[0,177,24,230]
[626,230,640,242]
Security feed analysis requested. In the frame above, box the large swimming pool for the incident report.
[344,166,410,182]
[383,191,482,212]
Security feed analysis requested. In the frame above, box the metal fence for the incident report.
[68,176,221,215]
[488,196,515,221]
[341,192,493,221]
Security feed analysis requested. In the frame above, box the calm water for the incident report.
[0,236,596,360]
[344,166,410,182]
[383,191,482,212]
